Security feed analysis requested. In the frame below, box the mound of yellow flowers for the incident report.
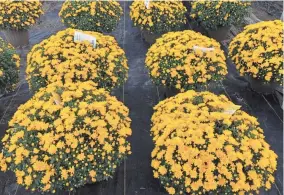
[151,90,277,194]
[190,1,250,30]
[26,28,128,92]
[145,30,227,91]
[59,0,122,32]
[229,20,283,85]
[0,81,132,193]
[0,0,43,30]
[130,1,187,34]
[0,37,20,94]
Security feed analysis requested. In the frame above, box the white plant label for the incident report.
[223,104,242,115]
[74,31,96,48]
[193,45,215,52]
[144,0,150,9]
[52,92,62,106]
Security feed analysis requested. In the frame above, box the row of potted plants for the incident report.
[1,1,282,95]
[0,1,250,47]
[0,27,281,195]
[0,1,133,193]
[0,24,132,194]
[129,0,251,43]
[0,81,132,193]
[0,1,282,194]
[60,0,250,44]
[58,1,282,94]
[143,16,282,193]
[0,40,280,195]
[145,20,283,95]
[1,29,279,193]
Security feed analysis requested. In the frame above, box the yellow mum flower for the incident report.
[59,0,122,32]
[0,0,43,30]
[151,90,277,194]
[0,81,132,193]
[24,175,32,186]
[26,28,128,92]
[229,20,283,85]
[190,1,250,30]
[130,1,187,34]
[145,30,227,91]
[167,187,176,195]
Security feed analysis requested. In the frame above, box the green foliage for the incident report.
[190,1,251,30]
[59,1,122,33]
[0,38,20,94]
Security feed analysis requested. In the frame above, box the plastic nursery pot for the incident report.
[165,86,179,98]
[157,86,179,99]
[3,29,29,47]
[158,83,223,99]
[245,75,281,94]
[188,21,207,35]
[141,30,162,45]
[206,25,231,43]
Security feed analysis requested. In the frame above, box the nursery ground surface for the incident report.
[0,2,283,195]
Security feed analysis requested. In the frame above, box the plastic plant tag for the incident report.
[223,104,242,115]
[52,92,62,106]
[193,45,214,52]
[144,0,150,9]
[74,31,96,48]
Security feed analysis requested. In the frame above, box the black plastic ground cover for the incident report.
[0,2,282,195]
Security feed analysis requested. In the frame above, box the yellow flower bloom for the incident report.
[1,81,132,193]
[190,1,250,30]
[130,1,187,34]
[151,90,277,194]
[145,30,227,91]
[0,0,43,30]
[26,28,128,92]
[89,170,96,178]
[158,165,167,175]
[59,1,122,33]
[47,145,57,155]
[24,175,32,186]
[167,187,175,195]
[229,20,283,85]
